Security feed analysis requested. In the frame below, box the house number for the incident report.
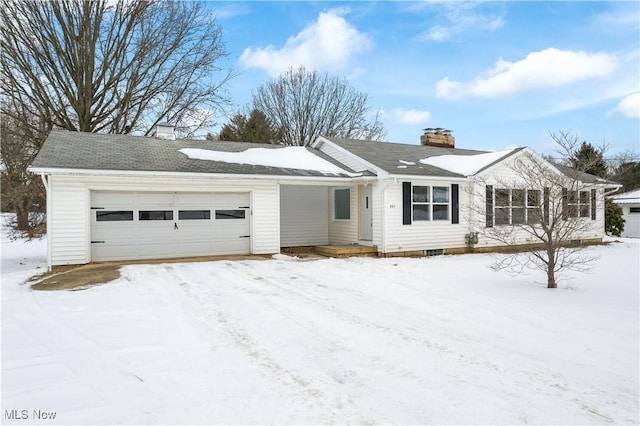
[389,204,396,208]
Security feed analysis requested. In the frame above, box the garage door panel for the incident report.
[91,191,251,261]
[177,193,213,204]
[92,191,136,205]
[92,245,138,261]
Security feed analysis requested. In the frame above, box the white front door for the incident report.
[359,185,373,241]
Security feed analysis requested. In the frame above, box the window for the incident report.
[412,186,449,221]
[565,190,590,218]
[179,210,211,220]
[334,188,350,220]
[630,207,640,214]
[96,211,133,221]
[526,190,542,224]
[494,189,541,226]
[494,189,510,225]
[139,210,173,220]
[215,210,246,219]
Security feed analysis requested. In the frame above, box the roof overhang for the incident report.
[28,166,377,184]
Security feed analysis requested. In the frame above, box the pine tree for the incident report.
[219,109,282,143]
[570,142,607,177]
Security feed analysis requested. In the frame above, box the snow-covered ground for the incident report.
[2,221,638,425]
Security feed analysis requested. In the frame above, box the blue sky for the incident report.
[210,1,639,156]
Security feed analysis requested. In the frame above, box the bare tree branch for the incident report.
[251,66,386,146]
[471,131,604,288]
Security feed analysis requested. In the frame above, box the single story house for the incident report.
[609,189,640,238]
[29,125,619,268]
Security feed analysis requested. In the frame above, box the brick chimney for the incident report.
[420,128,455,148]
[154,122,176,140]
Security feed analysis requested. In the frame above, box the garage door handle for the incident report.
[91,241,105,244]
[239,235,250,238]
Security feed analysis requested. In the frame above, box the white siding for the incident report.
[251,184,280,254]
[47,174,281,266]
[49,176,89,265]
[328,185,359,245]
[382,180,469,253]
[371,182,384,248]
[280,185,329,246]
[471,159,606,249]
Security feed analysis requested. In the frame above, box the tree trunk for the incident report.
[546,245,557,289]
[15,202,30,230]
[547,269,557,289]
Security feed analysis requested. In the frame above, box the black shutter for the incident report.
[485,185,493,228]
[402,182,412,225]
[562,188,568,220]
[591,189,596,220]
[451,184,459,224]
[543,187,550,225]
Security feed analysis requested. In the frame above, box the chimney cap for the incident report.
[154,122,176,140]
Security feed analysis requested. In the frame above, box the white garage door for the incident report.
[91,191,250,261]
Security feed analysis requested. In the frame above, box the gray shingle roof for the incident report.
[322,136,495,177]
[552,163,620,186]
[30,130,361,178]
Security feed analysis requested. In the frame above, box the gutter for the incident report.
[28,166,376,184]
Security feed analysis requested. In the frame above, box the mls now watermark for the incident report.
[4,409,57,421]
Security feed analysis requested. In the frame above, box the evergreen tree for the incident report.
[219,109,282,143]
[605,199,625,237]
[611,161,640,192]
[569,142,607,177]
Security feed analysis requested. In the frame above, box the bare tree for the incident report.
[0,106,46,236]
[475,131,611,288]
[1,0,235,235]
[0,0,234,138]
[251,66,386,146]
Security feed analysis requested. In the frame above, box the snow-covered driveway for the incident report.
[2,236,639,424]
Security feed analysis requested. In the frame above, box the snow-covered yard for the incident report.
[2,222,638,424]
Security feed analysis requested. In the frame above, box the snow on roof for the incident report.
[610,189,640,204]
[418,149,515,176]
[179,147,361,177]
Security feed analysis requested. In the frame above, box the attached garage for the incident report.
[91,191,250,261]
[29,129,364,268]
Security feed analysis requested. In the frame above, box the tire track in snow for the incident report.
[161,264,348,422]
[202,260,621,424]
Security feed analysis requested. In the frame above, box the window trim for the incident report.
[96,210,134,222]
[215,210,246,220]
[492,188,542,226]
[565,189,591,219]
[333,187,351,221]
[412,185,450,222]
[178,210,211,220]
[138,210,173,221]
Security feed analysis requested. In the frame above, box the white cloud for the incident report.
[213,4,251,20]
[239,8,372,76]
[416,2,505,42]
[608,93,640,119]
[392,109,432,125]
[436,48,618,99]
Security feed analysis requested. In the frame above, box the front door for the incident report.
[359,185,373,241]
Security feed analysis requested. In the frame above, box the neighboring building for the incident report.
[29,127,619,268]
[610,189,640,238]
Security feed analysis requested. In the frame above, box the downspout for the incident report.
[40,173,52,271]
